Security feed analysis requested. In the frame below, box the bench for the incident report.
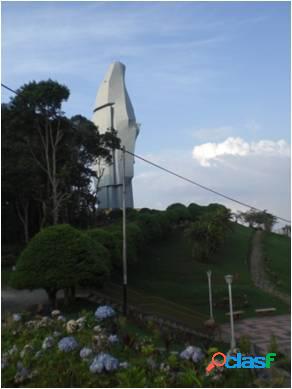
[225,310,244,320]
[255,308,276,315]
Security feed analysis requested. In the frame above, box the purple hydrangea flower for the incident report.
[94,306,115,320]
[180,346,204,362]
[89,353,119,373]
[58,336,79,352]
[80,347,93,360]
[108,334,119,344]
[42,336,54,350]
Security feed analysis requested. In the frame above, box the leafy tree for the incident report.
[2,80,120,243]
[166,203,190,224]
[240,209,277,231]
[11,224,110,306]
[136,214,163,241]
[186,206,232,262]
[188,203,204,221]
[2,103,43,242]
[282,224,291,237]
[86,228,118,267]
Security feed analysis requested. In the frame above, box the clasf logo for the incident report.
[206,352,276,373]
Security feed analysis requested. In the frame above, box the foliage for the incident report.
[11,224,110,304]
[2,80,120,244]
[166,203,190,224]
[268,334,279,355]
[1,306,256,388]
[240,210,277,232]
[239,335,252,354]
[86,229,116,268]
[116,366,147,387]
[186,206,232,262]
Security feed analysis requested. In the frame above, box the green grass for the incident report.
[114,223,290,326]
[262,232,291,294]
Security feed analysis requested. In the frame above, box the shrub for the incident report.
[86,228,116,268]
[188,203,204,221]
[11,224,110,305]
[136,214,162,241]
[105,223,143,265]
[166,203,190,224]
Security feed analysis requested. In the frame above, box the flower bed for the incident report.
[1,306,272,387]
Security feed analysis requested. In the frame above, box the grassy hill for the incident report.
[112,223,289,325]
[263,231,291,295]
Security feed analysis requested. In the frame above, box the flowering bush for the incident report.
[180,345,204,362]
[80,347,93,360]
[90,353,119,373]
[95,305,115,320]
[1,307,258,387]
[58,336,79,352]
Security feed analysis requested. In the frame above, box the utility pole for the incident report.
[122,146,128,316]
[110,105,119,208]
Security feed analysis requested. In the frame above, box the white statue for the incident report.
[92,62,140,209]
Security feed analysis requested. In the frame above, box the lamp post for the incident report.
[122,146,127,316]
[206,270,214,321]
[224,274,236,352]
[93,102,118,207]
[93,102,127,315]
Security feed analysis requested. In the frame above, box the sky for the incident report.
[1,1,291,224]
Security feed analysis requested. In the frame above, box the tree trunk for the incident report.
[46,288,57,308]
[52,185,59,225]
[70,286,76,303]
[64,288,70,306]
[15,200,29,243]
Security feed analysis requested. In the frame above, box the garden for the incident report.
[2,302,287,388]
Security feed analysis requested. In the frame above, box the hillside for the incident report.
[117,223,290,324]
[263,232,291,295]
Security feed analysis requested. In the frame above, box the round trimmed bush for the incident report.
[11,224,110,305]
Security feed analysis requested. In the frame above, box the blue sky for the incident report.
[2,1,291,222]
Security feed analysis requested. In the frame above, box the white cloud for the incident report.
[192,137,290,166]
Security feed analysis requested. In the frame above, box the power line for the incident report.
[124,149,291,224]
[1,83,19,95]
[2,82,290,224]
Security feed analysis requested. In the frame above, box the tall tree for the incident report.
[2,80,120,243]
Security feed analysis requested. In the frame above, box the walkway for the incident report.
[2,287,48,314]
[219,231,291,356]
[221,314,290,356]
[250,230,290,304]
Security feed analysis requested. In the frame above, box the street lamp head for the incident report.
[93,102,115,113]
[224,274,233,284]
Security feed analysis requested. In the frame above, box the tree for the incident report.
[11,224,110,306]
[2,80,120,243]
[166,203,190,224]
[240,209,277,232]
[185,206,232,262]
[282,224,291,237]
[2,103,46,243]
[10,80,71,225]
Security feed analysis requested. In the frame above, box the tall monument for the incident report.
[92,62,139,209]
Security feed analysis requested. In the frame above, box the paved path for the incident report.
[2,287,49,314]
[220,232,290,356]
[220,314,290,356]
[250,230,290,304]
